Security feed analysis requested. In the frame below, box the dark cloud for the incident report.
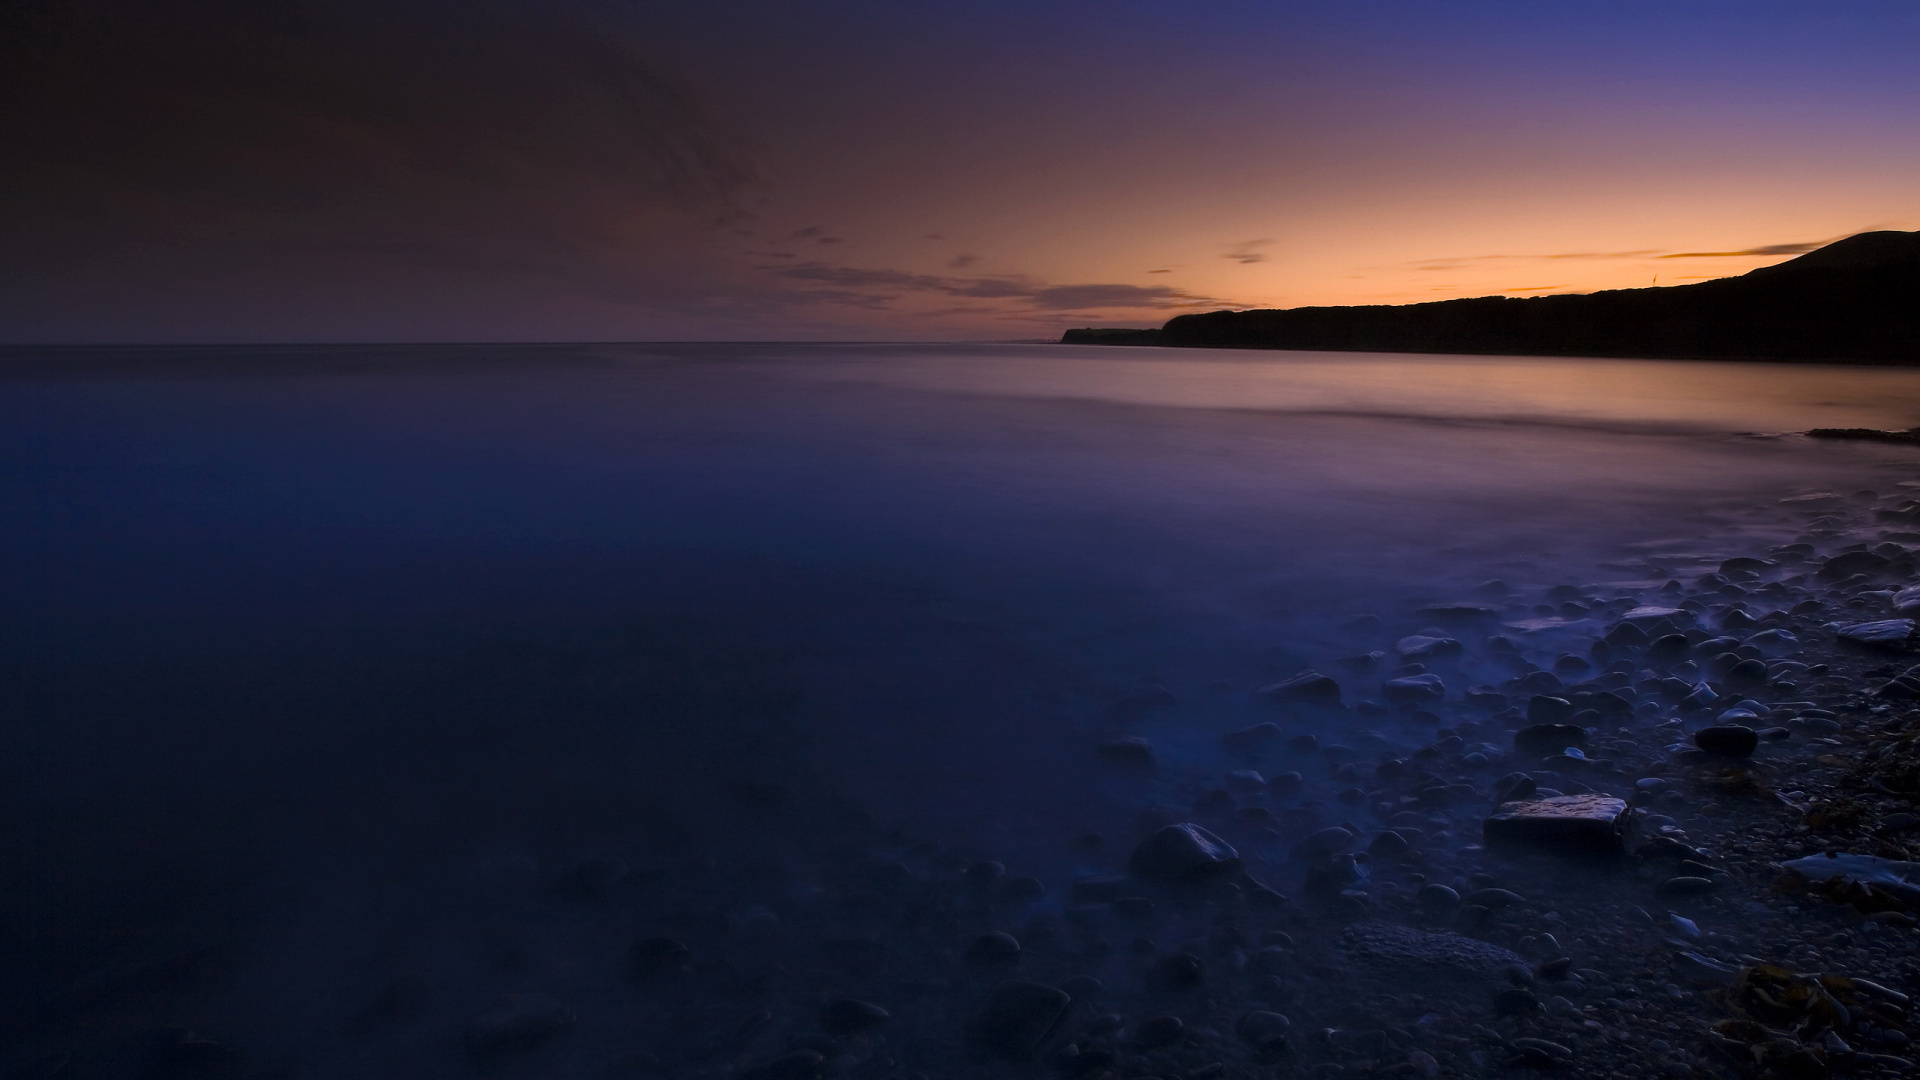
[762,261,1227,312]
[0,0,764,331]
[1658,242,1823,258]
[947,254,979,269]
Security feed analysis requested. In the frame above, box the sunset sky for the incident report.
[3,0,1916,342]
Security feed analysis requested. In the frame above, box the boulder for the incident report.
[1382,673,1445,704]
[1513,723,1587,755]
[1835,619,1915,649]
[1129,823,1242,885]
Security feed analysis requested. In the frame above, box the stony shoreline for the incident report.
[27,474,1920,1080]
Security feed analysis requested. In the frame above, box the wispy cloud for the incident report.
[1658,241,1823,259]
[1225,239,1275,265]
[760,261,1235,311]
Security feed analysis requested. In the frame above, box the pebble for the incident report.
[1292,826,1354,859]
[1383,673,1445,703]
[1235,1010,1291,1054]
[1096,736,1155,766]
[964,931,1022,966]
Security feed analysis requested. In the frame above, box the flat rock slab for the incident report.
[1834,619,1915,649]
[1483,794,1634,853]
[1340,923,1525,983]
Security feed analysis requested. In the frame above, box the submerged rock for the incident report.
[1483,794,1635,853]
[967,981,1071,1060]
[1383,673,1445,704]
[1096,735,1155,766]
[1221,722,1282,752]
[1130,823,1242,885]
[1256,670,1342,706]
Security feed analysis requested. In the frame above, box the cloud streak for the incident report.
[1657,242,1824,258]
[761,261,1233,311]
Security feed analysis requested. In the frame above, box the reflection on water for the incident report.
[1,343,1917,1074]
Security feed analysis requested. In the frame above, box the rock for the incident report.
[1511,1038,1572,1066]
[1221,722,1282,752]
[1674,951,1739,987]
[1341,922,1526,983]
[1267,771,1303,795]
[1835,618,1916,649]
[1724,658,1769,693]
[1129,823,1242,886]
[965,931,1022,967]
[1149,952,1204,990]
[1465,888,1524,909]
[1383,673,1445,703]
[1096,736,1155,766]
[1622,605,1687,623]
[1483,794,1635,853]
[1292,826,1354,859]
[1658,876,1717,895]
[1607,621,1650,647]
[1133,1014,1184,1048]
[1778,852,1920,905]
[820,999,889,1036]
[1061,975,1104,999]
[1256,670,1342,707]
[1514,723,1587,754]
[1367,830,1410,857]
[1877,665,1920,698]
[1895,585,1920,616]
[1396,634,1462,659]
[1235,1011,1291,1055]
[629,937,690,978]
[967,981,1071,1060]
[1694,725,1758,758]
[1224,769,1267,794]
[1417,603,1502,622]
[1647,634,1692,663]
[1819,551,1890,580]
[1495,772,1538,801]
[466,994,576,1057]
[1526,695,1575,724]
[1417,883,1460,909]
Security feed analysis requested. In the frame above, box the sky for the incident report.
[1,0,1916,342]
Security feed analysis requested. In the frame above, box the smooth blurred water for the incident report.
[4,342,1920,1069]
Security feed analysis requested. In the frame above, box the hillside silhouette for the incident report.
[1062,230,1920,363]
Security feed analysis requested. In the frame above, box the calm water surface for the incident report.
[4,343,1920,1072]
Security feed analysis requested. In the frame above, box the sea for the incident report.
[4,342,1919,1075]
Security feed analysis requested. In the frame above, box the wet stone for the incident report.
[1417,883,1460,909]
[967,981,1072,1060]
[1694,724,1759,758]
[1342,923,1527,983]
[1292,826,1354,859]
[1236,1010,1291,1055]
[1383,673,1445,703]
[1129,823,1241,886]
[1494,987,1540,1016]
[1096,736,1155,766]
[1257,669,1342,706]
[1657,876,1718,896]
[965,931,1022,967]
[1220,722,1281,753]
[1483,794,1635,853]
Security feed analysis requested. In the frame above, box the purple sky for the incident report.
[3,0,1916,342]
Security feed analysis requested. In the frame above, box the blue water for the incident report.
[4,342,1918,1073]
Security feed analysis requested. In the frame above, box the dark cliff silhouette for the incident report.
[1061,230,1920,363]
